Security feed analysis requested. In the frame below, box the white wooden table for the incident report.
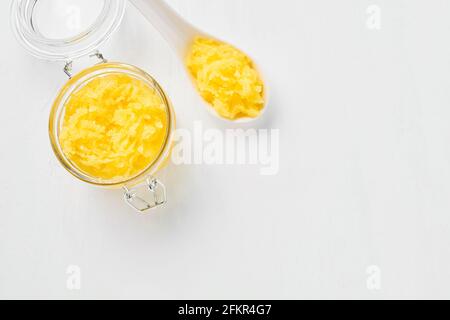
[0,0,449,299]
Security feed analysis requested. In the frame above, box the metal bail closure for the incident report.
[64,51,108,79]
[124,177,167,213]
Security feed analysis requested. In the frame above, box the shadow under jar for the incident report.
[11,0,176,213]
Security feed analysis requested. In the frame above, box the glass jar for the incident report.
[11,0,176,213]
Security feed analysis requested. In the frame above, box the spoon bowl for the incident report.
[130,0,269,123]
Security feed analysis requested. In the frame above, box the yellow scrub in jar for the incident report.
[59,73,169,181]
[186,37,265,120]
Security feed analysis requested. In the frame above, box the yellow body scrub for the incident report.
[186,37,265,120]
[59,73,169,181]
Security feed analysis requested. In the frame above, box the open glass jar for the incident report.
[11,0,176,213]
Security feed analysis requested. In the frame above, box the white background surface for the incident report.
[1,0,450,299]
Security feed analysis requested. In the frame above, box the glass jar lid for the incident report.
[10,0,126,61]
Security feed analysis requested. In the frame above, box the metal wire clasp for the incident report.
[64,61,73,79]
[63,51,108,79]
[123,177,167,213]
[89,51,108,63]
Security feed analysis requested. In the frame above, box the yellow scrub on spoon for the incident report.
[186,37,265,120]
[130,0,267,122]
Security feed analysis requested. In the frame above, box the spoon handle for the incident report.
[129,0,198,55]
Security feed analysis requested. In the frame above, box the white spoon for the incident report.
[129,0,268,124]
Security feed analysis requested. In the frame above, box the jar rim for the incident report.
[10,0,126,61]
[49,62,175,188]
